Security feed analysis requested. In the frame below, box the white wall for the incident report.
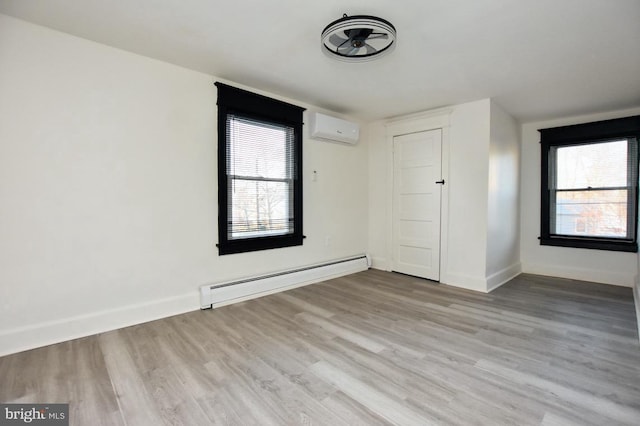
[520,107,640,287]
[441,100,491,290]
[486,100,521,290]
[365,120,388,269]
[0,14,368,356]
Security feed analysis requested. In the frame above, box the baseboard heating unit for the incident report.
[200,254,371,309]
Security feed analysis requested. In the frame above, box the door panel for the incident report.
[392,129,442,280]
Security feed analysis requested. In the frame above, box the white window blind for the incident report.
[226,115,295,239]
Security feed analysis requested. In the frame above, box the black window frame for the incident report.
[215,82,305,255]
[540,115,640,252]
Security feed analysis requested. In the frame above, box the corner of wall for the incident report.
[486,262,522,292]
[441,262,521,294]
[369,256,390,271]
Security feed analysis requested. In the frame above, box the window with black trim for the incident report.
[215,82,305,255]
[540,115,640,252]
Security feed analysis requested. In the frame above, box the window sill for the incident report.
[218,234,304,255]
[540,236,637,253]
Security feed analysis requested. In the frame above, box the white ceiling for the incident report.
[1,0,639,122]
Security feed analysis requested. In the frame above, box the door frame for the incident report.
[384,108,452,280]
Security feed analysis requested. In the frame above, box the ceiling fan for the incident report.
[321,14,396,62]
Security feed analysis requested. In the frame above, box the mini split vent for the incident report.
[309,112,360,145]
[321,14,396,62]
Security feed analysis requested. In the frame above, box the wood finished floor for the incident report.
[1,270,639,425]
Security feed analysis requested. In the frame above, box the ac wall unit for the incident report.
[309,112,360,145]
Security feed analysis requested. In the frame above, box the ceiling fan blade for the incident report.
[347,46,364,56]
[364,37,392,51]
[366,33,389,40]
[364,44,377,55]
[329,34,349,47]
[336,38,352,51]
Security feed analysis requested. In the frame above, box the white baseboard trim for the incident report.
[521,262,634,287]
[440,271,488,293]
[0,293,198,357]
[486,262,522,293]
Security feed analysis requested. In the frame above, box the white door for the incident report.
[392,129,442,281]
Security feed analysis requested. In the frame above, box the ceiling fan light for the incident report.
[321,14,396,62]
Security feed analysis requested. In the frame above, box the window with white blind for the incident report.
[540,115,640,252]
[215,83,305,255]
